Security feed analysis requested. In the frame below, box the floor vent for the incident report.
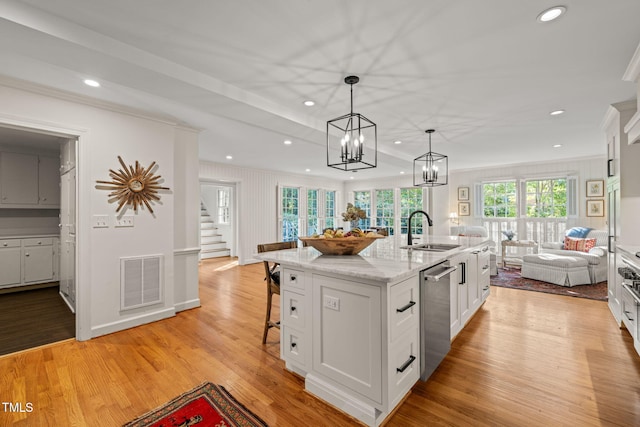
[120,255,163,311]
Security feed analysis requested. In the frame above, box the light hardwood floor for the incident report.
[1,257,639,426]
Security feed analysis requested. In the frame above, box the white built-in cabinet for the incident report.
[604,101,640,324]
[0,151,60,208]
[280,266,419,427]
[59,139,77,311]
[450,245,491,339]
[0,236,59,289]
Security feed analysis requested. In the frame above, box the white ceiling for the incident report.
[1,0,639,181]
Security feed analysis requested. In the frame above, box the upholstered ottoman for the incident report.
[521,254,591,287]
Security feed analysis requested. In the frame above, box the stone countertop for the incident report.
[255,235,492,283]
[618,245,640,270]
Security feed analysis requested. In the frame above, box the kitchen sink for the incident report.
[402,243,461,252]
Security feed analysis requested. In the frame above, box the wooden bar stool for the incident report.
[257,241,297,344]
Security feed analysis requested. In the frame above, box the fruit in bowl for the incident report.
[301,229,384,255]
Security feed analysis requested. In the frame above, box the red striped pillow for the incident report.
[564,237,596,252]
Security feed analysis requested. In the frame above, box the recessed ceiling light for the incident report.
[303,100,315,107]
[550,109,565,116]
[226,155,233,160]
[349,176,354,180]
[305,168,311,172]
[83,79,100,87]
[537,6,566,23]
[284,140,292,145]
[394,140,402,145]
[553,144,562,148]
[400,171,405,174]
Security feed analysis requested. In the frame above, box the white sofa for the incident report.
[540,229,608,284]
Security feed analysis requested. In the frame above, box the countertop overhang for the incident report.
[255,235,493,283]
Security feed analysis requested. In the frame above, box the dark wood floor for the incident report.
[1,257,639,426]
[0,284,75,356]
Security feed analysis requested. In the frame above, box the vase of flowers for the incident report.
[341,203,366,229]
[502,230,515,241]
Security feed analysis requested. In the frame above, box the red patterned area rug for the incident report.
[491,268,608,301]
[123,382,268,427]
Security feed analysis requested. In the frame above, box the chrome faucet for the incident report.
[407,210,433,246]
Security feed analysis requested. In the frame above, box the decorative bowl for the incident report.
[299,235,385,255]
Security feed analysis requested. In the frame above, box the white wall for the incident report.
[199,161,344,264]
[0,80,200,339]
[448,156,608,231]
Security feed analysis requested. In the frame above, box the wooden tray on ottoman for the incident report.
[299,235,385,255]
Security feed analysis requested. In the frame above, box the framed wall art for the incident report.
[586,199,604,217]
[458,202,470,216]
[586,179,604,198]
[458,186,469,201]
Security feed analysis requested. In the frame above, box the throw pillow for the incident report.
[564,237,597,252]
[566,227,592,238]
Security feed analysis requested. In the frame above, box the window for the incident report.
[525,178,567,217]
[217,189,230,224]
[400,188,423,236]
[325,190,336,230]
[307,189,319,235]
[482,181,517,217]
[353,191,371,229]
[375,189,395,235]
[281,187,299,242]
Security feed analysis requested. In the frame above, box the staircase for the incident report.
[200,202,230,259]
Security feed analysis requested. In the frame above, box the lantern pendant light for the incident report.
[413,129,448,187]
[327,76,377,171]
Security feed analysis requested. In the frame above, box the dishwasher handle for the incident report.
[424,265,457,281]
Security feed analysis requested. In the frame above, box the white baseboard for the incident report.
[91,307,175,338]
[175,298,201,312]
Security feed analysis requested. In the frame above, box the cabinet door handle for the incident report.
[25,253,30,257]
[2,243,7,247]
[459,262,466,285]
[482,265,489,270]
[290,342,297,349]
[608,236,615,254]
[624,311,634,322]
[290,274,297,282]
[483,286,489,291]
[607,159,614,177]
[396,301,416,313]
[396,355,416,373]
[290,306,297,312]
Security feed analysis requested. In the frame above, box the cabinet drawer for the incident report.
[282,326,306,366]
[390,277,419,341]
[0,239,21,248]
[621,286,638,340]
[23,237,53,247]
[389,327,420,404]
[282,268,305,291]
[282,290,306,330]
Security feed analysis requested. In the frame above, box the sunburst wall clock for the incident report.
[96,156,170,213]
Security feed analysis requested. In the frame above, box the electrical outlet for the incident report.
[324,295,340,311]
[92,215,109,228]
[115,215,134,227]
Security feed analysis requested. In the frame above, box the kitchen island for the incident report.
[255,235,492,426]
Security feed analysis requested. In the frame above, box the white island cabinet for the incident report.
[256,235,491,426]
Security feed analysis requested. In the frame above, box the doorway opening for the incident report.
[199,181,237,261]
[0,124,78,355]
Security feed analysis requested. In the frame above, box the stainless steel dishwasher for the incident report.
[420,260,458,381]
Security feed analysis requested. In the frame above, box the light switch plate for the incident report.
[92,215,109,228]
[115,215,134,227]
